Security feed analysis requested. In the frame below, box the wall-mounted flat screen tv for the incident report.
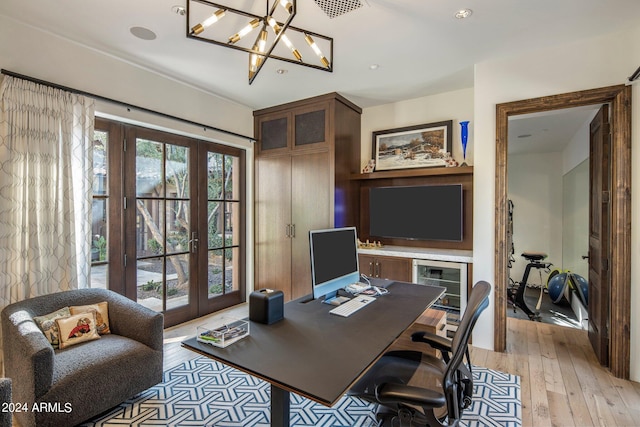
[369,184,463,242]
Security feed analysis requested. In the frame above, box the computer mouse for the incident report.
[329,299,342,306]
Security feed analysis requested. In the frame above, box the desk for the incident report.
[182,280,444,426]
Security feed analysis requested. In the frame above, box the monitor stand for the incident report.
[322,290,350,306]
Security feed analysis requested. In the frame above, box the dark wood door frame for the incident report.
[494,85,632,379]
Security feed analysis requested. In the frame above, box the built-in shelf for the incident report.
[351,165,473,181]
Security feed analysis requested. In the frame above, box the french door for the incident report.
[92,119,245,328]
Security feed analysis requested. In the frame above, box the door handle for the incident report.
[286,224,291,238]
[290,224,295,238]
[582,255,589,260]
[189,232,198,253]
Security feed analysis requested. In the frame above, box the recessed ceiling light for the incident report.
[130,26,157,40]
[454,9,473,19]
[369,64,380,70]
[276,69,288,74]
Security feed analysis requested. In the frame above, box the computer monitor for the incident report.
[309,226,360,302]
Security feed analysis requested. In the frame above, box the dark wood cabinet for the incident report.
[358,254,412,282]
[254,93,361,301]
[255,100,331,155]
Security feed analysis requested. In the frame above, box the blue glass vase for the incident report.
[460,121,469,165]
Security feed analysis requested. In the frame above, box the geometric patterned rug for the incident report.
[82,357,520,427]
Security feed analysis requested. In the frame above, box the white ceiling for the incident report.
[1,0,639,111]
[508,105,600,155]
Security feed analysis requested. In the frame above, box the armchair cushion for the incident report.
[33,306,71,349]
[55,311,101,349]
[70,301,111,334]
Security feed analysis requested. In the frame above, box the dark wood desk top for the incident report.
[182,280,444,406]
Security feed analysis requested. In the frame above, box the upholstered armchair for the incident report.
[0,378,11,427]
[1,288,163,427]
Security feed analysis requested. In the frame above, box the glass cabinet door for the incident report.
[412,259,467,334]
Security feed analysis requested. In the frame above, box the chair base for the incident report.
[374,404,458,427]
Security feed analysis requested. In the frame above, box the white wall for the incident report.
[563,113,595,175]
[507,152,563,283]
[360,88,474,170]
[0,14,257,296]
[474,24,640,381]
[562,159,589,279]
[0,16,254,144]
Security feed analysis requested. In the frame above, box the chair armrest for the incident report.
[103,292,164,352]
[1,308,54,399]
[377,382,446,408]
[411,331,452,353]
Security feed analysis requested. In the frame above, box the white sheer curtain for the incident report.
[0,75,95,307]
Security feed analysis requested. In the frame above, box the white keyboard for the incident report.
[329,295,376,317]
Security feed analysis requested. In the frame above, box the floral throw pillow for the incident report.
[70,301,111,335]
[33,307,71,349]
[56,311,101,349]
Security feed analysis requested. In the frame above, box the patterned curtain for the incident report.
[0,75,95,306]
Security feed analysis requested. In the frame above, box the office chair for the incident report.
[349,281,491,427]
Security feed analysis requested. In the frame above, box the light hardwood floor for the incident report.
[165,306,640,427]
[470,318,640,427]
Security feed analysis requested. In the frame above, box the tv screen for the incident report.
[309,227,360,300]
[369,184,463,242]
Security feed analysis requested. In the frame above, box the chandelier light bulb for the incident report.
[229,18,261,44]
[267,17,302,61]
[304,34,330,68]
[191,8,225,34]
[279,0,293,14]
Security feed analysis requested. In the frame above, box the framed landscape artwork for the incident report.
[372,120,452,171]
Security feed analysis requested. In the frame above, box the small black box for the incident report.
[249,289,284,324]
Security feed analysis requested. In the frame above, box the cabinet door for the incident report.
[358,254,377,278]
[376,256,411,281]
[290,151,331,300]
[358,254,411,282]
[256,111,291,155]
[292,102,330,150]
[255,155,292,297]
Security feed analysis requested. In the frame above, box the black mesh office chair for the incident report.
[349,281,491,427]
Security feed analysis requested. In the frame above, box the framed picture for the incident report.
[372,120,452,171]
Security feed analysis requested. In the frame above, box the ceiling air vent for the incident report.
[313,0,363,18]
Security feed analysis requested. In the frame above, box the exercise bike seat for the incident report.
[521,252,547,262]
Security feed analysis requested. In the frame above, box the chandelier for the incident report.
[186,0,334,84]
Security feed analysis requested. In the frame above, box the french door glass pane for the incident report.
[92,199,108,262]
[226,247,240,292]
[136,199,165,258]
[207,201,223,249]
[91,129,109,289]
[137,257,164,312]
[226,202,239,245]
[136,140,164,197]
[208,249,224,298]
[166,145,189,198]
[93,130,108,196]
[166,200,189,254]
[207,152,224,199]
[225,155,239,199]
[166,254,189,309]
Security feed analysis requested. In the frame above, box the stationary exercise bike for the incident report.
[508,252,553,321]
